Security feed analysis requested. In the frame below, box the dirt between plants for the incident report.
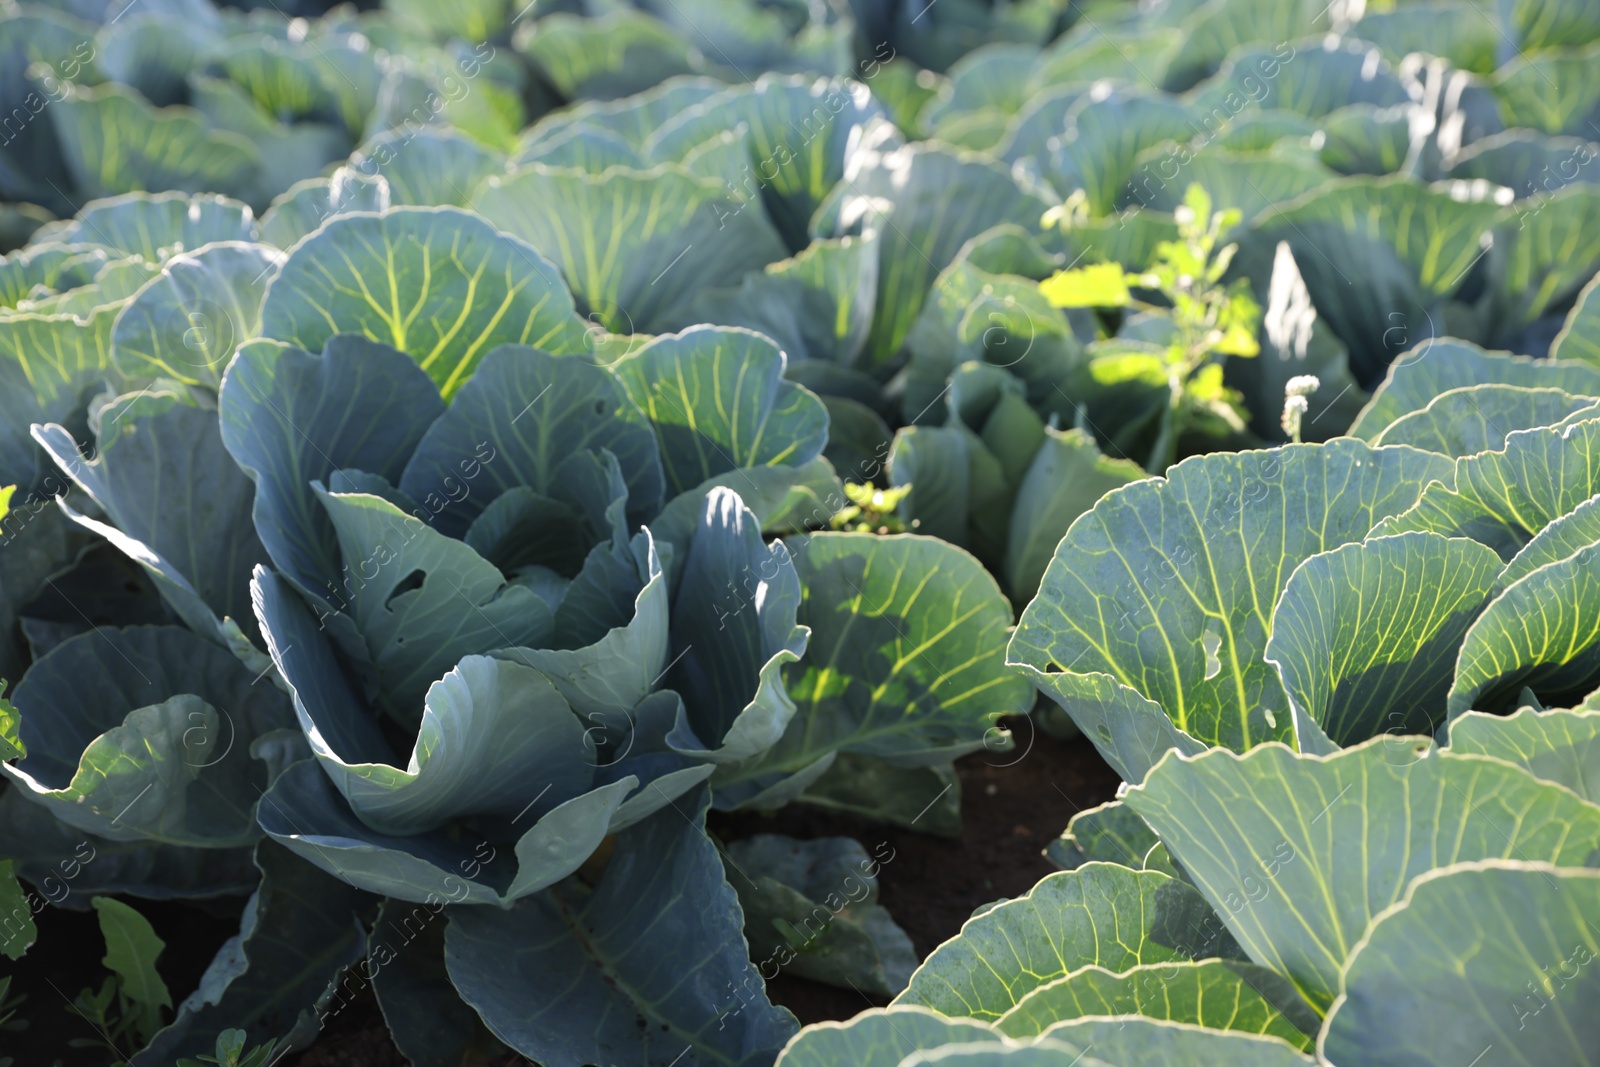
[716,720,1124,1025]
[8,724,1118,1065]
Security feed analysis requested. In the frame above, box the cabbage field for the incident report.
[1,0,1599,1064]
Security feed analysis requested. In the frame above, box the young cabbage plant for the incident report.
[1010,347,1600,784]
[779,712,1600,1067]
[0,192,1033,1065]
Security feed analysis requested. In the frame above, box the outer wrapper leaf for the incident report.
[0,788,257,901]
[1266,532,1503,750]
[445,787,798,1067]
[1449,706,1600,802]
[1552,270,1600,364]
[612,326,829,497]
[995,959,1315,1049]
[2,625,292,847]
[1351,340,1600,440]
[470,163,786,334]
[725,834,915,997]
[775,1007,1000,1067]
[0,305,119,490]
[35,385,270,647]
[1124,739,1600,1011]
[894,863,1239,1020]
[109,240,282,388]
[1010,441,1453,779]
[28,192,256,261]
[1037,1017,1316,1067]
[369,897,507,1067]
[1322,861,1600,1067]
[49,81,259,203]
[755,533,1033,775]
[130,842,372,1065]
[1448,539,1600,717]
[1046,799,1158,871]
[1372,385,1600,458]
[1374,417,1600,561]
[258,207,590,398]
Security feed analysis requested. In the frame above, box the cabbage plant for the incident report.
[781,376,1600,1066]
[1009,340,1600,784]
[2,0,1600,1062]
[777,713,1600,1066]
[0,193,1034,1064]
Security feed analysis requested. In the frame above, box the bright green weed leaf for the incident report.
[1039,263,1131,308]
[93,896,171,1023]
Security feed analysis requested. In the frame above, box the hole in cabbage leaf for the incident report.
[386,570,426,612]
[1202,624,1223,681]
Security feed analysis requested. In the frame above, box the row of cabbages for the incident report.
[1,0,1598,1062]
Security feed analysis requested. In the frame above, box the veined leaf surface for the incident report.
[894,863,1238,1020]
[109,240,282,387]
[34,385,270,645]
[1010,441,1453,779]
[0,305,119,489]
[761,532,1033,772]
[1372,385,1600,457]
[444,788,798,1066]
[1039,1017,1316,1067]
[397,343,664,536]
[1448,538,1600,717]
[1124,740,1600,1011]
[1266,532,1503,750]
[1,625,292,847]
[219,336,445,605]
[1374,416,1600,559]
[258,207,589,398]
[611,326,828,496]
[1322,862,1600,1067]
[313,488,554,717]
[1552,270,1600,364]
[1351,340,1600,440]
[995,959,1315,1049]
[41,191,257,261]
[470,162,786,334]
[1450,706,1600,802]
[775,1007,1000,1067]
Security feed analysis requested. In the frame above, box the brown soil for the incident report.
[716,720,1123,1024]
[8,725,1119,1063]
[6,897,245,1067]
